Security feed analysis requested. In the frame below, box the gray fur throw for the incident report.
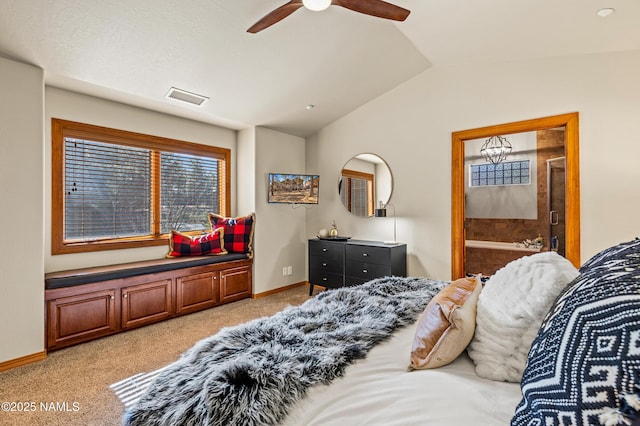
[123,276,446,426]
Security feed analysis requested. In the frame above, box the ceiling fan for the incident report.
[247,0,410,34]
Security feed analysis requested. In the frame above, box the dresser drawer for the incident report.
[345,260,391,281]
[345,244,391,265]
[309,240,345,260]
[310,255,343,274]
[308,270,343,289]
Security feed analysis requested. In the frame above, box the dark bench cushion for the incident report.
[45,253,249,290]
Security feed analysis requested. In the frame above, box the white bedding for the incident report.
[282,322,522,425]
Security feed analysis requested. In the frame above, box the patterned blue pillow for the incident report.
[512,238,640,426]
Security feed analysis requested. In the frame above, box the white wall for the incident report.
[237,127,256,216]
[0,58,45,363]
[252,127,307,294]
[44,87,237,272]
[306,50,640,280]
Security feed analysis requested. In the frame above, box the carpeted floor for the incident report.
[0,285,319,426]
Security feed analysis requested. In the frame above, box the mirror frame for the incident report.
[451,112,580,279]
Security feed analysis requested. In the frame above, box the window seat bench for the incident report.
[44,254,253,351]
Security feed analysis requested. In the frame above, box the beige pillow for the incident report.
[409,276,482,370]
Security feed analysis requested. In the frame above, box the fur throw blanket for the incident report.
[123,276,446,426]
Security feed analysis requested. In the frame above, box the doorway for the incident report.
[451,113,580,279]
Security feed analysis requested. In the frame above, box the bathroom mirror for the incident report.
[451,113,580,279]
[339,153,393,217]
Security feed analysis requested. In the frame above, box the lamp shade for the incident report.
[302,0,331,11]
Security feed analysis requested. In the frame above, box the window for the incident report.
[52,119,230,254]
[340,169,374,216]
[469,160,530,187]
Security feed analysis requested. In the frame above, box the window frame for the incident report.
[341,169,374,216]
[51,118,231,255]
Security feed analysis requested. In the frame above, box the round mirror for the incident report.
[338,153,393,217]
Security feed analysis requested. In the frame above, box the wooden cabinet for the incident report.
[220,266,253,304]
[121,279,173,329]
[176,272,219,315]
[45,259,252,351]
[47,288,117,350]
[308,239,406,294]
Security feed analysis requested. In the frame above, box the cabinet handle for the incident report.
[110,296,114,300]
[322,248,327,252]
[362,253,368,257]
[322,262,327,266]
[363,269,368,273]
[322,277,328,281]
[123,294,128,298]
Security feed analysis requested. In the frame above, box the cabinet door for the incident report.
[220,265,252,304]
[47,289,117,350]
[176,271,219,315]
[121,279,173,329]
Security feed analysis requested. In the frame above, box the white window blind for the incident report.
[160,151,223,234]
[64,138,151,241]
[348,177,368,216]
[64,138,224,243]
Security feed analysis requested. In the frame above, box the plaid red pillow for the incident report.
[208,213,255,259]
[166,228,227,258]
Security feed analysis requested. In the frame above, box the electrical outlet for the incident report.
[287,266,292,275]
[282,267,287,276]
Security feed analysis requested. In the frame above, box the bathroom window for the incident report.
[469,160,530,187]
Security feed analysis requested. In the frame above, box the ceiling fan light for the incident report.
[302,0,331,12]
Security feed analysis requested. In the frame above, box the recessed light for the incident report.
[596,8,615,17]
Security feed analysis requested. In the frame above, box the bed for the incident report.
[123,238,640,426]
[282,325,520,425]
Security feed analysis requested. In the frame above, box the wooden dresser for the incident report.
[308,238,407,294]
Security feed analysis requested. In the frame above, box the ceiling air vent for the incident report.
[165,87,209,106]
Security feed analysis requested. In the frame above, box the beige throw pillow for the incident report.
[409,276,482,370]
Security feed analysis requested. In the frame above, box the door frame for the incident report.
[451,112,580,279]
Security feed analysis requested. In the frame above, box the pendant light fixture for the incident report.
[480,135,512,165]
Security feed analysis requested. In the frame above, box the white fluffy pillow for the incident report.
[467,251,579,382]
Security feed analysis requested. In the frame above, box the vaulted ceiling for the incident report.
[1,0,638,137]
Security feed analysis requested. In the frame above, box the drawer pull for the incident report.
[322,263,327,266]
[363,269,368,273]
[322,277,328,281]
[322,248,328,252]
[362,253,368,257]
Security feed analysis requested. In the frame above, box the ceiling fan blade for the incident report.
[334,0,410,21]
[247,1,304,33]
